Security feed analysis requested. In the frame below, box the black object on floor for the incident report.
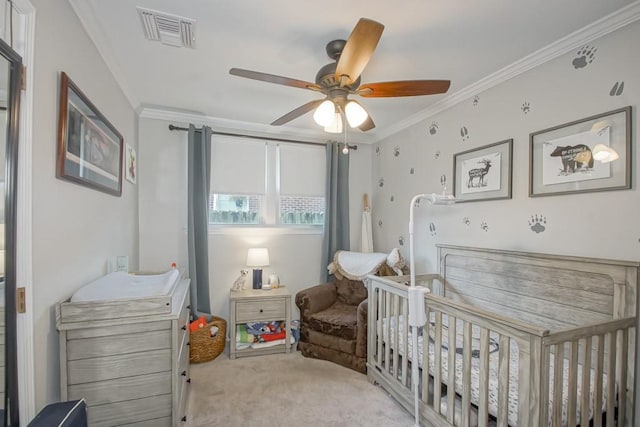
[28,399,87,427]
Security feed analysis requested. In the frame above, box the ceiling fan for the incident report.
[229,18,451,133]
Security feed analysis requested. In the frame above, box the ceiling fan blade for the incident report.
[335,18,384,87]
[230,68,323,92]
[358,115,375,132]
[271,99,324,126]
[358,80,451,97]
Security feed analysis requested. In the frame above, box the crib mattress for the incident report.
[381,315,609,426]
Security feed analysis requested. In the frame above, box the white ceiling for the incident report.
[70,0,636,142]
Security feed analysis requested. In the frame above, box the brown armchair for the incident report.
[295,277,369,373]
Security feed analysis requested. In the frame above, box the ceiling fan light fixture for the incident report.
[324,112,343,133]
[313,100,335,127]
[345,100,368,128]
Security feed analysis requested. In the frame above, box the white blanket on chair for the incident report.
[327,248,405,280]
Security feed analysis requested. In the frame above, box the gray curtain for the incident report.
[187,124,212,317]
[321,142,350,282]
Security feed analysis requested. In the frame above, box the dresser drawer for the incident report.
[87,393,172,427]
[68,371,170,406]
[236,298,286,322]
[67,349,171,385]
[67,330,171,360]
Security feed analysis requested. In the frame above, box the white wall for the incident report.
[372,19,640,414]
[31,0,138,410]
[139,118,373,321]
[372,20,639,268]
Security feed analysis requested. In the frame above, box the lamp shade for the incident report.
[246,248,270,267]
[345,100,368,128]
[313,100,335,127]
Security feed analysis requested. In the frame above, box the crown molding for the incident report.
[138,106,372,144]
[373,0,640,143]
[69,0,639,144]
[68,0,138,110]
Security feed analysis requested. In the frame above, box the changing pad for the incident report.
[71,270,180,302]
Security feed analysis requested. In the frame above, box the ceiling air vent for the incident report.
[137,7,196,49]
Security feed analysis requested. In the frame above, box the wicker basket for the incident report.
[189,315,226,363]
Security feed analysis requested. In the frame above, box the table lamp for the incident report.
[246,248,270,289]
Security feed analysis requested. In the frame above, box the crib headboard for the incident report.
[437,245,638,331]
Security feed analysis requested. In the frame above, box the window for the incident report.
[209,194,261,224]
[210,136,326,227]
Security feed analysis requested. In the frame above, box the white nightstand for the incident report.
[229,287,292,359]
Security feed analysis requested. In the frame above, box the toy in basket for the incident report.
[189,315,226,363]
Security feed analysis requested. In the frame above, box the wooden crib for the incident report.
[366,245,638,427]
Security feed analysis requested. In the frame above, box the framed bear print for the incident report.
[529,106,631,197]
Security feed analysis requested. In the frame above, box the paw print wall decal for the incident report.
[393,146,400,157]
[480,221,489,232]
[472,95,479,107]
[434,150,441,160]
[398,235,405,246]
[429,222,436,236]
[610,81,625,96]
[572,45,597,69]
[460,126,469,141]
[521,102,531,114]
[529,214,547,233]
[429,122,439,135]
[463,217,470,226]
[378,177,385,188]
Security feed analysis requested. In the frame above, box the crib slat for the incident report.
[567,341,578,426]
[401,298,409,386]
[447,315,456,424]
[580,337,592,426]
[617,328,628,426]
[377,289,383,368]
[392,293,400,379]
[497,334,510,427]
[552,343,564,426]
[462,321,472,427]
[594,334,604,427]
[606,331,616,426]
[384,291,391,373]
[478,328,489,427]
[433,311,443,414]
[422,305,430,405]
[540,344,551,427]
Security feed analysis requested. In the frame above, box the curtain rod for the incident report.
[168,124,354,148]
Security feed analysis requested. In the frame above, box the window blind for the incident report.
[278,143,325,196]
[211,136,266,194]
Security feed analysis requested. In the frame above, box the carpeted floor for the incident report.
[185,351,414,427]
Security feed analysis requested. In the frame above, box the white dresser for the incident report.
[57,278,191,426]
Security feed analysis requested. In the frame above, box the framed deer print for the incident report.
[529,106,631,197]
[453,139,513,203]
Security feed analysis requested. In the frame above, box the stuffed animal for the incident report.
[231,269,248,291]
